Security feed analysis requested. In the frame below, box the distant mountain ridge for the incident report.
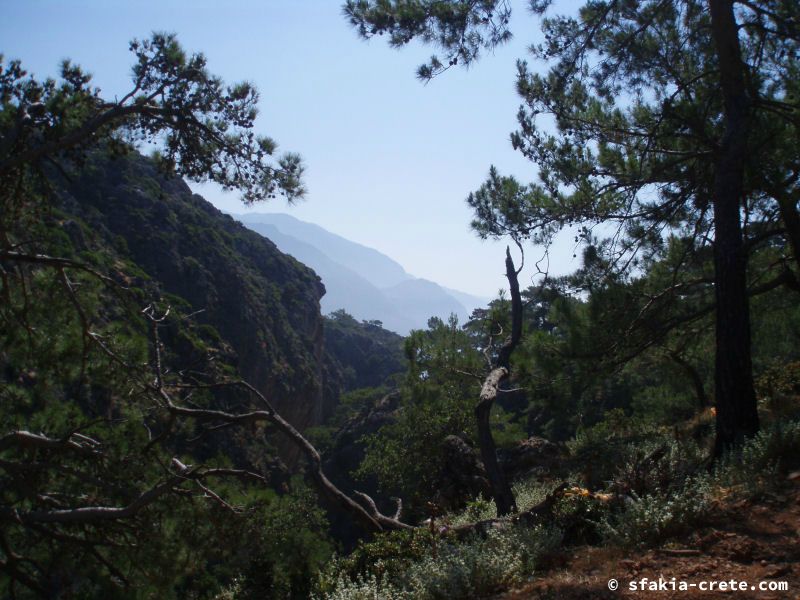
[244,213,412,288]
[233,213,488,334]
[238,221,416,333]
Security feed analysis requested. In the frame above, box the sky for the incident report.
[1,0,582,298]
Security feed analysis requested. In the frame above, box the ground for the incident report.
[497,473,800,599]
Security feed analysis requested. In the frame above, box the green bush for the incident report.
[233,485,334,600]
[446,478,551,528]
[315,525,562,600]
[600,477,713,548]
[713,420,800,495]
[602,420,800,548]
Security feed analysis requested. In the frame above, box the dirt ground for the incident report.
[497,474,800,599]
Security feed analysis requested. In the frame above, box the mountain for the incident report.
[382,278,467,329]
[46,152,404,462]
[240,221,416,333]
[234,213,488,333]
[441,286,491,317]
[52,154,327,461]
[238,212,412,288]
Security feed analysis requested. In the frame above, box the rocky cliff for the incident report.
[55,152,330,461]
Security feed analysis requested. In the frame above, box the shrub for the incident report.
[315,525,562,600]
[600,476,713,548]
[713,420,800,495]
[602,420,800,548]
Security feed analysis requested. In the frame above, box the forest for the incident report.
[1,0,799,598]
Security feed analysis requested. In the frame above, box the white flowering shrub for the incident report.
[315,525,561,600]
[317,421,800,599]
[513,479,551,512]
[601,476,713,547]
[603,419,800,548]
[445,478,550,528]
[713,419,800,495]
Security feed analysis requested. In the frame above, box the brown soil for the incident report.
[497,474,800,599]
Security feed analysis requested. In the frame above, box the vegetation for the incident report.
[323,309,405,393]
[346,0,800,455]
[314,417,800,599]
[3,1,800,598]
[2,33,415,599]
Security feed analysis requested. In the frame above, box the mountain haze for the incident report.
[239,221,416,333]
[234,213,488,333]
[382,278,467,330]
[240,213,412,288]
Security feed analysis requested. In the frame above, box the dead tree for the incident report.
[1,247,563,596]
[475,246,523,516]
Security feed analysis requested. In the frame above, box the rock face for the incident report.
[56,152,329,462]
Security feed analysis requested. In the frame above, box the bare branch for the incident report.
[0,431,101,456]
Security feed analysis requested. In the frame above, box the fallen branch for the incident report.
[658,548,702,557]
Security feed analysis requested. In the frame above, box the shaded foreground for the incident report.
[499,475,800,600]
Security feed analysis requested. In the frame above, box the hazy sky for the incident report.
[2,0,581,298]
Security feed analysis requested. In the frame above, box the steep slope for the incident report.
[237,212,412,288]
[56,153,330,458]
[235,212,483,332]
[382,278,468,327]
[241,222,415,333]
[323,310,406,391]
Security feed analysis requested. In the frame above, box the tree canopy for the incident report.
[344,0,800,453]
[0,33,314,597]
[0,31,304,217]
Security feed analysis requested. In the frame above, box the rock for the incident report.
[726,538,756,563]
[59,151,330,464]
[764,564,791,578]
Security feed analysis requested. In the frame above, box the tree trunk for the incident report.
[475,247,521,516]
[476,367,517,515]
[708,0,759,456]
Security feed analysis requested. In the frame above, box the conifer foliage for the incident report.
[0,32,304,215]
[345,0,800,454]
[0,33,310,597]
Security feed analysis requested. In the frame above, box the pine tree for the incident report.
[344,0,800,454]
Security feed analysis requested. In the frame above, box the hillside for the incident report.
[382,277,469,331]
[240,221,417,333]
[499,475,800,600]
[54,153,331,447]
[4,6,800,599]
[234,212,488,333]
[236,212,412,288]
[323,310,405,392]
[51,151,406,441]
[1,146,411,597]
